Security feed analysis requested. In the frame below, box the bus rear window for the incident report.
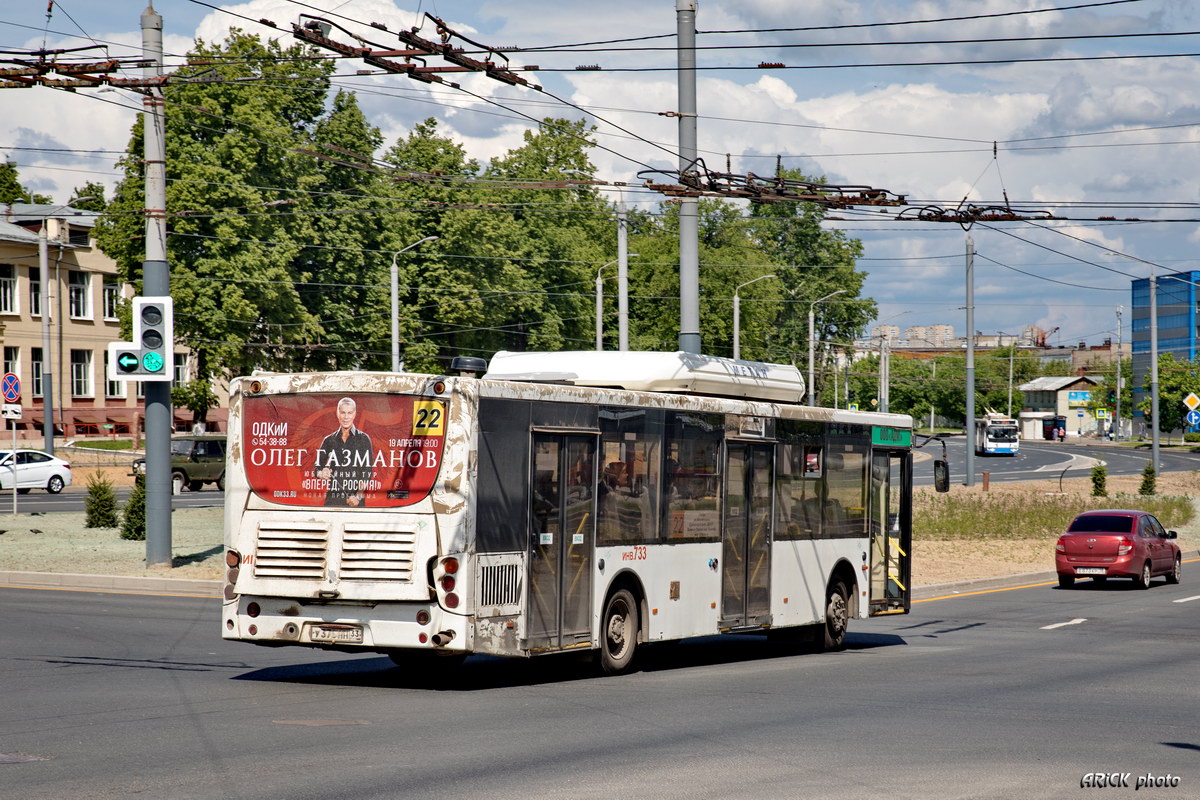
[242,393,446,508]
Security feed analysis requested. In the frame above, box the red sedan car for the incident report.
[1056,510,1182,589]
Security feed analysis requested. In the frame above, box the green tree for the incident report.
[0,161,52,204]
[68,182,108,211]
[171,379,219,429]
[94,30,337,379]
[1138,353,1200,438]
[85,472,119,528]
[120,475,147,541]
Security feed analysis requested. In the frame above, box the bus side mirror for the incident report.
[934,460,950,493]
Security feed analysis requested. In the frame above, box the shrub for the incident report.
[1138,462,1157,496]
[912,490,1192,541]
[84,471,119,528]
[1185,432,1200,443]
[120,474,147,541]
[1090,464,1107,498]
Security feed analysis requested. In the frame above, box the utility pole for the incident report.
[617,201,630,351]
[676,0,700,354]
[1115,306,1122,441]
[142,2,173,567]
[37,226,54,454]
[1149,267,1159,475]
[964,236,976,487]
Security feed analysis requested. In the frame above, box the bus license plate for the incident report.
[310,625,363,644]
[1076,567,1106,575]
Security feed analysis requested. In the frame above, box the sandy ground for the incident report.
[1,462,1196,586]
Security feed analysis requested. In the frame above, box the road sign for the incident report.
[1,372,19,403]
[848,403,859,411]
[1187,410,1200,427]
[1095,408,1109,419]
[1184,392,1200,412]
[2,404,21,419]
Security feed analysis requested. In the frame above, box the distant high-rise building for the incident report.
[873,325,901,342]
[1131,270,1199,419]
[904,324,954,347]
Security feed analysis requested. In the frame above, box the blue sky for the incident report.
[3,0,1199,352]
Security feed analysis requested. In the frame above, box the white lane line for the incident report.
[1041,618,1088,630]
[1173,595,1200,604]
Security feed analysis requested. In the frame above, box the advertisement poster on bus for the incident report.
[242,393,446,508]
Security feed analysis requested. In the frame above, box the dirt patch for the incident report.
[911,470,1200,586]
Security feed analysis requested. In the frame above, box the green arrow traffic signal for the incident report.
[116,352,140,373]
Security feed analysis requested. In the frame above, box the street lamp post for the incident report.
[808,289,846,407]
[595,254,637,351]
[733,274,776,361]
[390,236,438,372]
[37,197,96,455]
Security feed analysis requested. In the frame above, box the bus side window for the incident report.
[598,408,663,546]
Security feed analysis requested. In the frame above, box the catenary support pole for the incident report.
[142,2,173,567]
[676,1,700,354]
[617,201,629,351]
[38,226,54,454]
[964,236,976,487]
[1150,268,1159,475]
[1115,306,1122,441]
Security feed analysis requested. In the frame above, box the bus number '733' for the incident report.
[622,546,648,561]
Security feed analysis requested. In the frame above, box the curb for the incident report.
[0,570,221,598]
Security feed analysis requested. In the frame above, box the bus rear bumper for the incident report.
[221,595,470,654]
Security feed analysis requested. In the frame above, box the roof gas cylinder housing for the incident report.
[482,350,807,404]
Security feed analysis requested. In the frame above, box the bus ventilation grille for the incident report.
[254,521,329,580]
[339,524,418,582]
[477,554,523,615]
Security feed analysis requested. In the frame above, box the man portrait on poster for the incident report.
[315,396,374,506]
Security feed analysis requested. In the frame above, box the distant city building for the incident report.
[872,325,901,342]
[903,324,955,347]
[1130,270,1199,420]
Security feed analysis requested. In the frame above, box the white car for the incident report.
[0,450,72,494]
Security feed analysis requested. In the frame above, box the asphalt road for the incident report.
[0,486,224,514]
[915,436,1200,487]
[3,569,1197,799]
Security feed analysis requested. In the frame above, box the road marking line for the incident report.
[1041,618,1087,630]
[1173,595,1200,604]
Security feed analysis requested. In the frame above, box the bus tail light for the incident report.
[225,550,241,568]
[416,610,430,626]
[431,555,466,612]
[247,602,261,618]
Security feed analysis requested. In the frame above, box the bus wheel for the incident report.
[822,581,849,651]
[600,588,638,674]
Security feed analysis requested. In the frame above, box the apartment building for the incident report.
[0,204,204,439]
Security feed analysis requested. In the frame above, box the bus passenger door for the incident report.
[869,450,911,613]
[527,434,596,651]
[721,443,773,628]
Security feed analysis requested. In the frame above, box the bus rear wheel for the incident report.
[600,588,638,675]
[822,580,849,651]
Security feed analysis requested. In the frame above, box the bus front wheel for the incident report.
[600,588,638,675]
[822,580,849,651]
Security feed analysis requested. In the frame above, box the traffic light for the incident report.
[107,296,174,382]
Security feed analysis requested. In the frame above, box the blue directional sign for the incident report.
[1186,410,1200,427]
[1,372,20,403]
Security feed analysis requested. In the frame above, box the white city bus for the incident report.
[221,351,917,674]
[974,416,1019,456]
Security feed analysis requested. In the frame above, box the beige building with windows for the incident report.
[0,204,208,440]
